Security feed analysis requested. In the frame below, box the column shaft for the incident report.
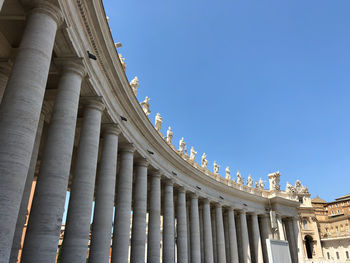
[88,126,119,263]
[216,205,226,263]
[258,215,271,263]
[239,211,251,263]
[147,173,161,263]
[0,4,60,260]
[292,218,305,263]
[177,189,188,263]
[203,200,214,263]
[163,182,175,262]
[130,160,149,263]
[22,62,84,263]
[277,215,285,240]
[227,209,239,263]
[251,214,263,263]
[111,145,135,263]
[190,196,201,263]
[223,213,230,263]
[211,210,217,263]
[286,218,297,263]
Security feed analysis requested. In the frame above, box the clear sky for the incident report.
[102,0,350,202]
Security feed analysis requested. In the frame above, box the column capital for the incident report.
[177,186,186,194]
[134,158,149,167]
[29,1,64,27]
[55,57,86,78]
[164,178,174,186]
[81,96,105,112]
[189,192,198,199]
[258,213,270,218]
[119,143,136,153]
[150,170,161,178]
[226,206,234,212]
[202,198,210,205]
[102,123,121,136]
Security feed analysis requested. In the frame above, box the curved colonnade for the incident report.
[0,0,305,262]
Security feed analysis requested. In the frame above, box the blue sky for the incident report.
[102,0,350,202]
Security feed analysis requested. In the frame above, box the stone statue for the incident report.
[189,146,197,161]
[268,171,281,191]
[237,171,243,185]
[166,126,173,144]
[130,76,139,96]
[154,113,162,132]
[179,137,186,154]
[286,182,295,194]
[140,96,151,116]
[258,178,265,190]
[213,161,219,175]
[247,175,253,187]
[119,53,126,71]
[294,180,310,194]
[201,153,208,168]
[225,166,231,180]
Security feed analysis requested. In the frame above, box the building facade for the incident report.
[0,0,308,263]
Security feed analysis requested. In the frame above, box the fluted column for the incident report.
[130,159,149,263]
[203,199,214,263]
[60,98,104,262]
[277,215,285,240]
[88,125,120,263]
[0,3,62,260]
[163,181,175,262]
[10,110,46,263]
[292,217,305,263]
[147,172,161,263]
[251,213,263,263]
[227,208,239,263]
[111,144,135,263]
[239,210,251,263]
[22,60,85,263]
[190,194,201,263]
[216,204,226,263]
[177,188,188,263]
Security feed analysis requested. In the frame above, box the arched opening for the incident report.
[304,235,313,259]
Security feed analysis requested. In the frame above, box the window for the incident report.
[346,251,349,259]
[342,202,345,206]
[336,251,339,259]
[336,226,339,232]
[327,252,330,259]
[337,210,340,214]
[303,219,308,230]
[336,203,338,207]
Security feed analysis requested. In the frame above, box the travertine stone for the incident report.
[239,210,251,263]
[111,144,135,263]
[203,199,214,263]
[286,218,298,263]
[130,159,149,263]
[0,4,61,261]
[292,217,305,263]
[258,214,273,263]
[190,195,201,263]
[147,172,161,263]
[61,99,104,263]
[215,204,226,263]
[277,215,285,240]
[251,213,263,263]
[227,208,239,263]
[21,61,85,263]
[211,209,218,263]
[88,125,120,263]
[163,181,175,263]
[177,188,188,263]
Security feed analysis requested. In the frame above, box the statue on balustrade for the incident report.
[237,171,244,185]
[166,126,173,145]
[119,53,126,71]
[213,161,219,175]
[179,137,186,154]
[247,175,253,187]
[130,76,139,96]
[201,153,208,168]
[286,182,295,194]
[268,171,281,191]
[155,113,162,132]
[189,146,197,161]
[140,96,151,116]
[258,178,265,190]
[225,166,231,180]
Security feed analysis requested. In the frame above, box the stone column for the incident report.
[190,194,201,263]
[277,215,285,240]
[258,214,272,263]
[111,144,135,263]
[176,188,188,263]
[60,98,104,262]
[223,213,230,263]
[227,208,239,263]
[10,110,46,263]
[88,124,120,263]
[211,209,218,263]
[251,213,263,263]
[239,210,251,263]
[21,60,85,263]
[147,172,161,263]
[0,0,4,13]
[163,181,175,263]
[0,63,11,104]
[130,159,149,263]
[215,204,226,263]
[0,3,61,261]
[203,199,214,263]
[285,218,297,263]
[292,217,305,263]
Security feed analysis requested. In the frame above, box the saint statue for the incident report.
[225,166,231,180]
[247,175,253,187]
[166,127,173,145]
[119,53,126,71]
[179,137,186,154]
[140,96,151,116]
[213,161,219,175]
[130,76,139,96]
[189,146,197,161]
[201,153,208,168]
[258,178,265,190]
[154,113,162,132]
[237,171,243,185]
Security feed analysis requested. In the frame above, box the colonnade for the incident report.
[0,1,304,263]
